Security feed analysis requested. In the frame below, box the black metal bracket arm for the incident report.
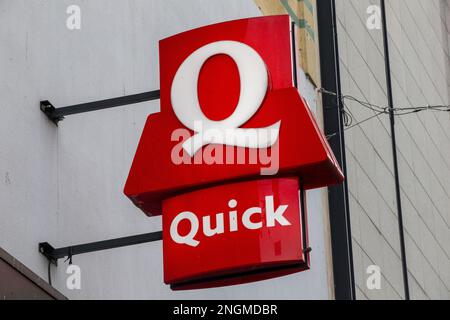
[40,90,161,125]
[39,231,163,266]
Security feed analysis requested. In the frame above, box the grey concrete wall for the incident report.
[0,0,334,299]
[336,0,450,300]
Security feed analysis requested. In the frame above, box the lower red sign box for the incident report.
[162,177,309,290]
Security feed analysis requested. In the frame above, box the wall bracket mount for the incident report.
[39,231,163,266]
[40,90,161,125]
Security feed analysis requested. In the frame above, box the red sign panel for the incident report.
[124,15,343,216]
[124,15,344,289]
[163,177,309,290]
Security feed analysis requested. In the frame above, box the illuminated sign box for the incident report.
[124,15,343,289]
[163,177,309,290]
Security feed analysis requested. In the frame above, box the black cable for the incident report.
[326,111,385,140]
[48,260,52,286]
[381,0,409,299]
[320,88,450,140]
[320,88,450,114]
[345,112,385,131]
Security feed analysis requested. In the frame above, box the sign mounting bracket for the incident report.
[39,231,162,266]
[40,89,161,125]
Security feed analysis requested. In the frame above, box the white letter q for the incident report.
[171,41,281,156]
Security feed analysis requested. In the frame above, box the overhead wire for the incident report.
[318,88,450,139]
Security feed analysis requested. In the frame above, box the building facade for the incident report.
[0,0,449,300]
[335,0,450,299]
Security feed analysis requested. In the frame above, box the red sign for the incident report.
[124,15,343,289]
[163,177,309,290]
[124,15,343,215]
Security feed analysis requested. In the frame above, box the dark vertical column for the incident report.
[380,0,410,300]
[317,0,355,300]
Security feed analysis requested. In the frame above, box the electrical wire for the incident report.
[319,88,450,139]
[48,260,52,286]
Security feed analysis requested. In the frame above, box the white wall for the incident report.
[0,0,334,299]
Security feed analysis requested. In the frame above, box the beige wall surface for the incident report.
[336,0,450,300]
[254,0,320,85]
